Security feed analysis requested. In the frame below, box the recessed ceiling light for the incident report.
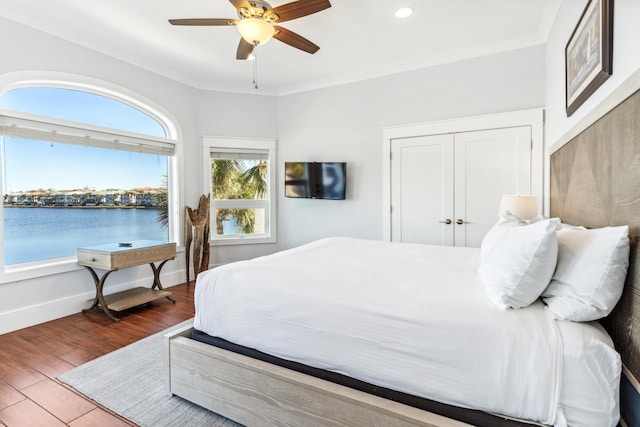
[395,7,414,18]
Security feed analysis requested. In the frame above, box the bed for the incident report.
[165,85,640,426]
[182,235,626,426]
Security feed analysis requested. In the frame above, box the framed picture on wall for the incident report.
[565,0,613,116]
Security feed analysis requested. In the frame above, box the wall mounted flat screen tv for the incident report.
[285,162,347,200]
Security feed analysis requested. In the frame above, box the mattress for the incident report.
[194,237,621,426]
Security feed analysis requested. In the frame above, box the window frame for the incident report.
[0,110,175,154]
[0,76,182,284]
[203,136,277,245]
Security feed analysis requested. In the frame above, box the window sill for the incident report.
[0,245,186,284]
[0,256,81,284]
[211,236,276,246]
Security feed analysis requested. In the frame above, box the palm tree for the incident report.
[211,159,240,235]
[241,160,268,198]
[212,160,242,198]
[211,159,267,235]
[157,174,169,229]
[159,158,264,239]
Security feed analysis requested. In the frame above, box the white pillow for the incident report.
[559,222,586,230]
[542,225,629,321]
[478,214,560,309]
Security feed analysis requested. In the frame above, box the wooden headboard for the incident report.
[550,88,640,382]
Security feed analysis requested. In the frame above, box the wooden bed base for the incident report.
[164,321,471,427]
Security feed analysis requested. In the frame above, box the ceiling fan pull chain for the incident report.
[253,42,259,90]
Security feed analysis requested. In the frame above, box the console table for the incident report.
[78,240,177,322]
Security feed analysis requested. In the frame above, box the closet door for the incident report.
[390,126,532,247]
[453,126,532,247]
[390,134,454,244]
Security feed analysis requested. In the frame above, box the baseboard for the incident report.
[621,366,640,427]
[0,269,185,335]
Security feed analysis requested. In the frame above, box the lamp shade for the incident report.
[499,194,537,220]
[236,18,275,45]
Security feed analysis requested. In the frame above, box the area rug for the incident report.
[58,319,241,427]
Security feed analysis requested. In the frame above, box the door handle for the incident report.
[456,219,466,225]
[439,219,452,225]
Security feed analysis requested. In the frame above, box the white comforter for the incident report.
[194,237,620,426]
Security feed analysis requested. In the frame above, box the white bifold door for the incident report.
[390,126,532,247]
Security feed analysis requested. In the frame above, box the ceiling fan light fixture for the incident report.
[236,17,275,45]
[395,7,414,18]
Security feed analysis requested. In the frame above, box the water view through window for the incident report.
[1,87,171,265]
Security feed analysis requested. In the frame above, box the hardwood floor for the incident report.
[0,282,195,427]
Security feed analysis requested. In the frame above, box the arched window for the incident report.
[0,87,167,136]
[0,83,179,271]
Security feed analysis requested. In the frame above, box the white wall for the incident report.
[0,17,275,333]
[544,0,640,146]
[275,46,546,250]
[196,91,279,265]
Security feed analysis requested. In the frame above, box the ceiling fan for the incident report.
[169,0,332,60]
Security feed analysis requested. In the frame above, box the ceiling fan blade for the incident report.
[229,0,252,12]
[266,0,331,23]
[169,18,237,26]
[236,38,255,60]
[273,26,320,54]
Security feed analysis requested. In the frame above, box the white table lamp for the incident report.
[499,194,537,220]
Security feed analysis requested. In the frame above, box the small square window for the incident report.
[204,137,276,245]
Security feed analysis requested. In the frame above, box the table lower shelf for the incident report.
[103,287,172,312]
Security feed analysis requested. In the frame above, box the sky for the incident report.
[1,87,168,192]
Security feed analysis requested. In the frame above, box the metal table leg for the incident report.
[82,266,121,322]
[151,259,176,303]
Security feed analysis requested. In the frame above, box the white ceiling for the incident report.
[1,0,561,96]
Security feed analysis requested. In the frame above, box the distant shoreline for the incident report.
[3,205,161,209]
